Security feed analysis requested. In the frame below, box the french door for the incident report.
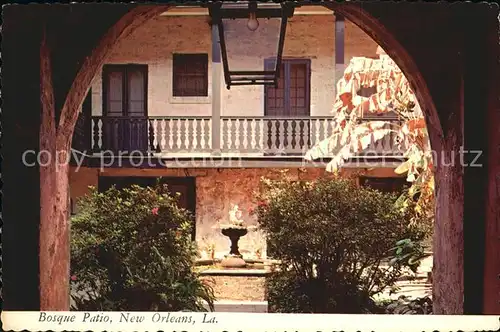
[264,59,311,154]
[102,64,148,153]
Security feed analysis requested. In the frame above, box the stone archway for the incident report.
[39,4,170,310]
[40,3,476,314]
[324,3,463,315]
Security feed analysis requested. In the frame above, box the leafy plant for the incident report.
[255,175,430,313]
[305,53,435,225]
[381,295,433,314]
[388,238,431,273]
[70,184,215,311]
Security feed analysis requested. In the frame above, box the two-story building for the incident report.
[70,5,408,259]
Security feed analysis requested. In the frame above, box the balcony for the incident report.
[75,115,405,163]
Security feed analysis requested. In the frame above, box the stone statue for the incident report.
[227,204,245,227]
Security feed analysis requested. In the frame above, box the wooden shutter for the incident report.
[264,59,310,117]
[127,66,147,117]
[103,64,147,117]
[289,62,310,116]
[172,54,208,97]
[102,64,148,152]
[104,66,125,116]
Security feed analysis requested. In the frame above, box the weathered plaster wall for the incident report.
[90,15,378,117]
[69,166,401,258]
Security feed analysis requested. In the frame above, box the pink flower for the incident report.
[151,207,159,215]
[70,275,77,281]
[257,200,268,207]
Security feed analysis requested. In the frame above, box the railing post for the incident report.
[211,24,222,155]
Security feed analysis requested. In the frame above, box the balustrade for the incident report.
[87,115,404,158]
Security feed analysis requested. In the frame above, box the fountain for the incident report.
[220,204,248,268]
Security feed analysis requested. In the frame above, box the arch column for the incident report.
[5,2,492,312]
[327,3,469,314]
[38,5,170,310]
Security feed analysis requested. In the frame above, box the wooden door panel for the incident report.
[102,65,148,153]
[289,63,309,117]
[264,59,311,154]
[264,63,286,117]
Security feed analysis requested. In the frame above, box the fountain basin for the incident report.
[220,227,249,268]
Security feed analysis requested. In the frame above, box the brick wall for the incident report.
[70,166,400,258]
[90,15,378,117]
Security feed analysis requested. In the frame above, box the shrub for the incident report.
[375,296,433,314]
[70,184,215,311]
[255,175,429,313]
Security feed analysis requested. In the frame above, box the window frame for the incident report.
[264,58,311,117]
[172,53,209,98]
[102,64,148,117]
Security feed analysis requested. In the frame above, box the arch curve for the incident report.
[324,3,443,148]
[50,3,467,314]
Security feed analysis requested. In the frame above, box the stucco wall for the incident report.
[70,166,400,258]
[90,15,378,118]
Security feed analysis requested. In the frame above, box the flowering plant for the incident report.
[70,184,215,311]
[305,53,434,230]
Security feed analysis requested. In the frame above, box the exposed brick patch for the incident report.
[203,275,267,301]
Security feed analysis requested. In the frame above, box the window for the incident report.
[264,59,311,116]
[359,177,409,194]
[102,64,148,117]
[172,54,209,97]
[102,64,149,152]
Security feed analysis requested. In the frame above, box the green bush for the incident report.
[70,184,215,311]
[255,175,430,313]
[381,295,433,314]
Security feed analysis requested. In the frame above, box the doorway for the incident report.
[264,58,311,155]
[102,64,149,153]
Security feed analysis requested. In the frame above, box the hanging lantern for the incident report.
[209,1,295,89]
